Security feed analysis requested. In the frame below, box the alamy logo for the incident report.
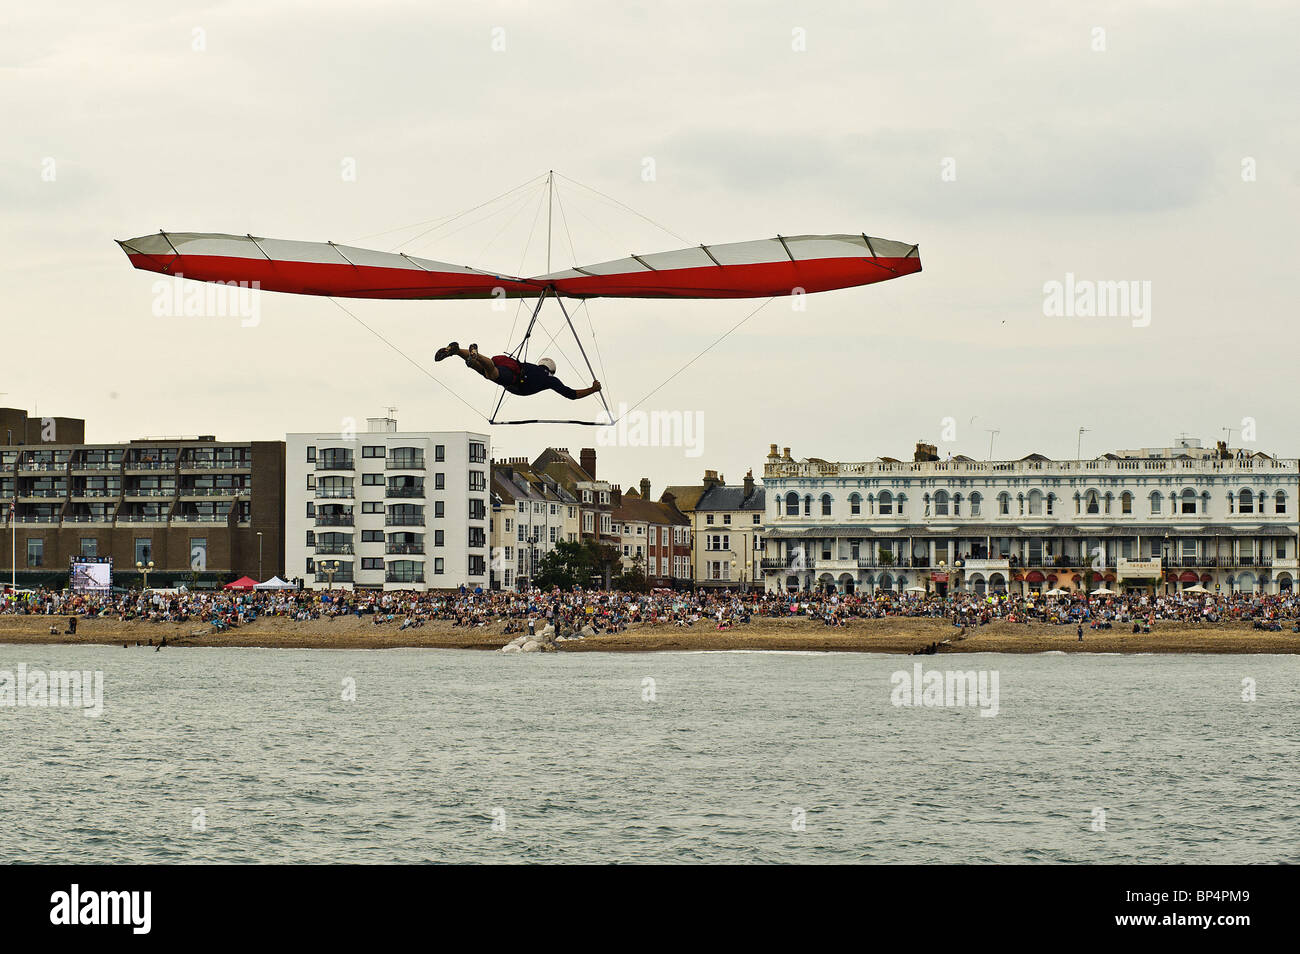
[890,663,1000,717]
[152,274,261,327]
[50,884,151,934]
[596,403,704,458]
[1042,272,1151,327]
[0,666,103,717]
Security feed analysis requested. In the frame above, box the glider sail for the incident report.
[117,231,921,300]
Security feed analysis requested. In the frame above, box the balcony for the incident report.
[123,488,176,498]
[180,460,250,471]
[315,514,354,526]
[17,461,67,473]
[385,543,425,555]
[385,572,425,584]
[385,486,425,498]
[123,460,175,471]
[760,557,816,571]
[315,460,355,472]
[386,456,425,470]
[313,572,354,584]
[385,516,425,527]
[314,543,355,555]
[315,488,354,498]
[71,461,121,472]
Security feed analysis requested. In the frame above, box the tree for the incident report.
[534,539,625,590]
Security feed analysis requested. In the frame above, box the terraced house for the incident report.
[490,457,579,591]
[761,438,1299,596]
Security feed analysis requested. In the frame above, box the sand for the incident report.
[1,614,1297,654]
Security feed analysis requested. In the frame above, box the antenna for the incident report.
[985,428,1000,461]
[1076,426,1091,460]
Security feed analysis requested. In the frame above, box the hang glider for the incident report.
[116,231,921,300]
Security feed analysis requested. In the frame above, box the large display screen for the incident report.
[70,559,113,593]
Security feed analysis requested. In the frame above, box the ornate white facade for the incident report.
[761,440,1299,596]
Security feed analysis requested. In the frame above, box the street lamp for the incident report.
[321,559,339,589]
[135,560,155,590]
[257,531,263,581]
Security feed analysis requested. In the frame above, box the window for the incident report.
[362,530,383,542]
[469,555,485,575]
[362,501,383,513]
[469,498,486,520]
[998,493,1010,516]
[803,495,811,516]
[434,530,444,547]
[362,446,384,458]
[969,492,982,517]
[27,538,44,567]
[1121,492,1133,515]
[706,514,714,525]
[850,493,861,515]
[434,501,444,518]
[934,491,949,516]
[785,492,799,516]
[469,471,486,492]
[469,442,487,463]
[879,491,893,515]
[434,558,445,575]
[1149,491,1163,515]
[752,514,760,524]
[306,446,316,461]
[80,538,98,558]
[362,473,384,485]
[1086,491,1099,515]
[1276,491,1287,514]
[1028,490,1043,516]
[434,445,445,462]
[189,537,206,568]
[1238,489,1254,514]
[134,538,152,565]
[821,494,832,516]
[1181,489,1197,514]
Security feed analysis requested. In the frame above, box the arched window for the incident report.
[1086,490,1099,515]
[997,492,1010,516]
[896,493,907,517]
[878,490,893,515]
[1028,489,1043,516]
[1181,488,1197,514]
[849,493,861,515]
[1121,491,1133,515]
[785,491,799,516]
[1276,491,1287,515]
[952,493,962,517]
[820,493,832,516]
[803,494,812,516]
[969,492,982,517]
[1149,491,1162,515]
[1238,489,1254,514]
[934,490,949,516]
[1046,493,1056,516]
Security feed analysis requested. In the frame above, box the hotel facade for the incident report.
[285,417,490,591]
[760,439,1299,596]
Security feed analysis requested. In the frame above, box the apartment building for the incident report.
[0,407,284,587]
[285,416,489,590]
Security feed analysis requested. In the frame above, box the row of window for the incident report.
[781,488,1290,518]
[22,537,207,568]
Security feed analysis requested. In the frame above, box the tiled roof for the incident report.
[696,485,766,511]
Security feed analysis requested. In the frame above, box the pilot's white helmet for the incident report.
[537,357,557,374]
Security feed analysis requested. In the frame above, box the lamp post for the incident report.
[1162,533,1170,595]
[135,560,155,591]
[257,531,263,581]
[321,559,339,589]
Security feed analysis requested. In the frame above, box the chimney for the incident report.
[914,441,938,462]
[743,469,754,500]
[611,483,622,507]
[640,477,650,499]
[702,469,720,490]
[769,443,778,458]
[783,447,791,460]
[580,447,596,479]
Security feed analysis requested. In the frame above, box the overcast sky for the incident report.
[3,1,1297,489]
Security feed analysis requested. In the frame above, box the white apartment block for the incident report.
[762,438,1299,596]
[286,416,490,590]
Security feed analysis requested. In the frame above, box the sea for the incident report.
[1,645,1295,864]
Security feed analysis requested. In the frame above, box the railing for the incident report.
[385,544,425,554]
[314,543,354,555]
[181,460,250,469]
[174,513,229,523]
[315,460,355,471]
[118,514,170,522]
[124,461,175,470]
[71,489,119,498]
[315,514,354,526]
[385,572,425,584]
[385,516,425,526]
[123,488,175,497]
[71,461,121,471]
[65,513,114,523]
[18,489,67,498]
[314,572,354,584]
[315,489,354,498]
[15,514,60,523]
[179,487,243,496]
[385,486,424,498]
[386,457,425,469]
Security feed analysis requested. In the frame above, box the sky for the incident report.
[3,0,1298,490]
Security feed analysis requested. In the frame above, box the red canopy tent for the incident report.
[224,576,259,591]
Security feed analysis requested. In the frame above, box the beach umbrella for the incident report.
[1090,586,1116,596]
[904,585,927,593]
[1183,584,1209,594]
[1045,588,1066,596]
